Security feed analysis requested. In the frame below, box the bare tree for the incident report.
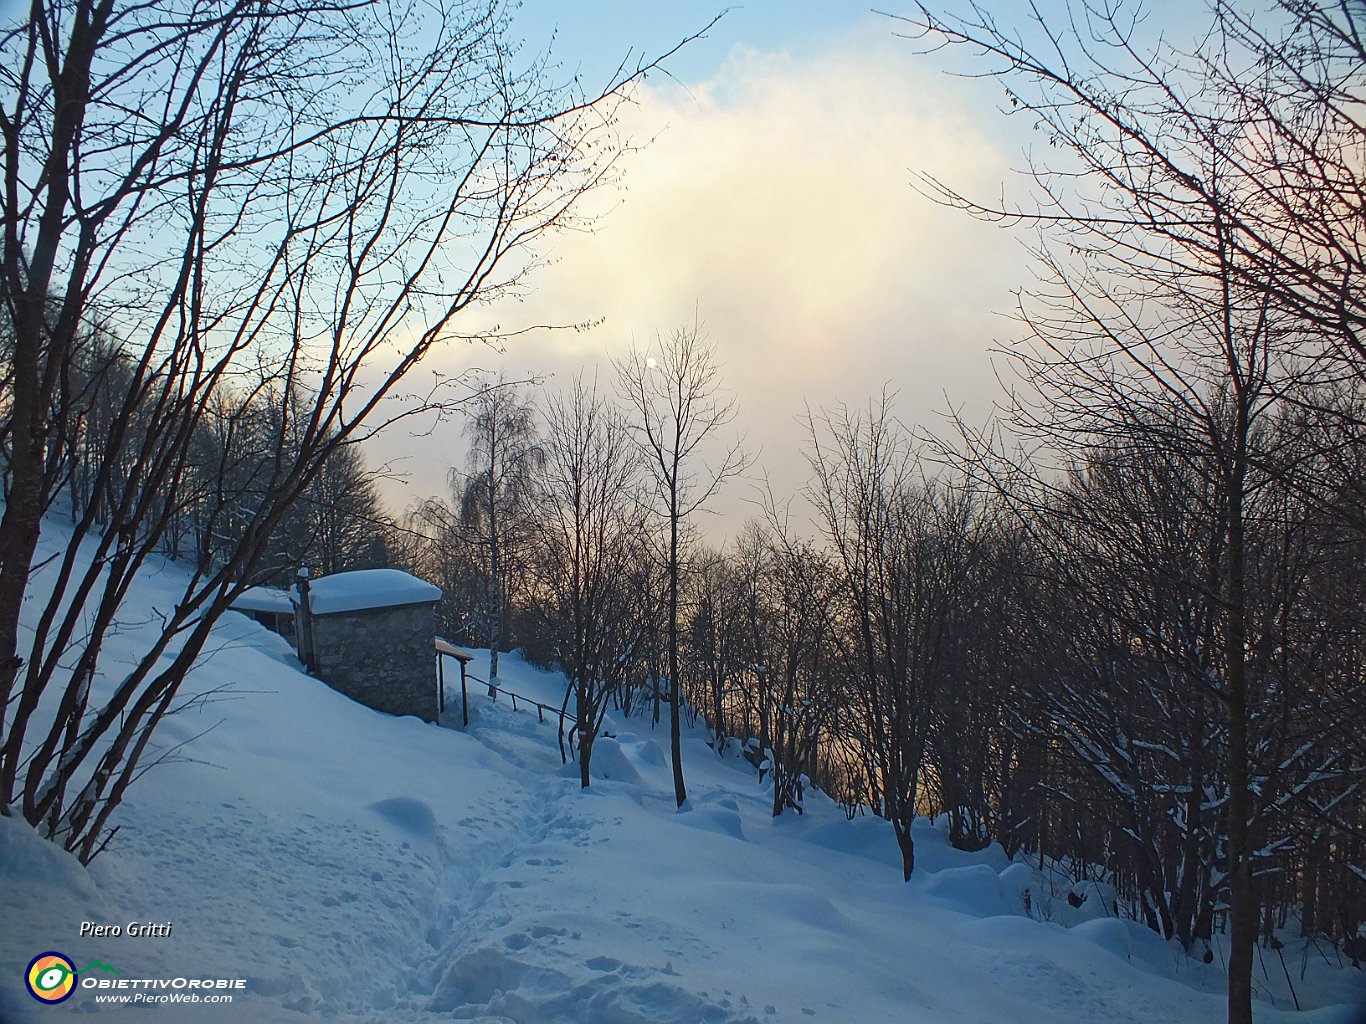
[752,527,839,818]
[530,377,645,787]
[686,544,745,756]
[1205,3,1366,405]
[0,0,689,861]
[900,3,1363,1016]
[459,374,543,693]
[402,495,486,647]
[616,323,746,807]
[293,443,392,576]
[805,394,965,879]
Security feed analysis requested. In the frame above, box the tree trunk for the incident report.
[668,504,686,807]
[893,817,916,881]
[487,446,501,696]
[0,321,61,794]
[577,681,593,788]
[1225,423,1254,1024]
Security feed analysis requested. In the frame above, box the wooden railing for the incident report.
[486,680,576,725]
[435,640,579,761]
[482,678,580,763]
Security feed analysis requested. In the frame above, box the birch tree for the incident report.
[459,375,542,693]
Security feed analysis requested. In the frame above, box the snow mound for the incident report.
[1074,918,1132,960]
[586,737,643,787]
[370,796,439,841]
[1055,878,1121,927]
[802,816,896,862]
[0,817,121,1021]
[919,863,1015,918]
[635,737,667,767]
[999,861,1036,914]
[677,800,745,841]
[611,732,666,767]
[0,813,103,907]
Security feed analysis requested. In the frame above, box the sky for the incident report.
[364,0,1198,534]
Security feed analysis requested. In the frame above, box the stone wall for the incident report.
[309,602,437,722]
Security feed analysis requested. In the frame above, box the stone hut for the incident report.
[293,568,442,722]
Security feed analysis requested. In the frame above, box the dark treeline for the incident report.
[18,325,395,581]
[392,346,1365,968]
[892,4,1366,1020]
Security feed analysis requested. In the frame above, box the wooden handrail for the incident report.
[433,642,580,763]
[473,675,581,763]
[479,678,577,725]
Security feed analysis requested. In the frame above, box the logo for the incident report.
[25,952,77,1004]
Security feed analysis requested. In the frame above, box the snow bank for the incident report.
[678,795,746,841]
[0,817,125,1022]
[920,863,1015,918]
[999,861,1035,915]
[229,585,294,614]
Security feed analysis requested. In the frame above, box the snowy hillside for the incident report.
[2,522,1364,1023]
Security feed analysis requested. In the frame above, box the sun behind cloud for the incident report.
[372,23,1029,521]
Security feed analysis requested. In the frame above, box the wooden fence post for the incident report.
[461,660,469,727]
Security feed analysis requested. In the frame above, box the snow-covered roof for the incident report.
[301,569,442,616]
[435,637,473,662]
[230,586,295,615]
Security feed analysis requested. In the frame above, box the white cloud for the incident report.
[368,25,1031,529]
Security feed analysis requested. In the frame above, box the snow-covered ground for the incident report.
[3,523,1365,1023]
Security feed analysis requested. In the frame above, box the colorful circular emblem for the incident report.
[26,952,77,1004]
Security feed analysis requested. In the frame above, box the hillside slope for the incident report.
[2,523,1363,1023]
